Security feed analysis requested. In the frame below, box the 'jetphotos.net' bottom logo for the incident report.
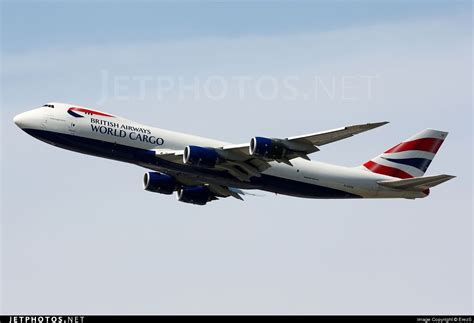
[8,317,85,323]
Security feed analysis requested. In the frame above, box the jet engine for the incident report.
[183,145,220,168]
[177,186,215,205]
[249,137,287,159]
[143,172,176,195]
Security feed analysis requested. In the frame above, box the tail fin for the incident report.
[362,129,448,178]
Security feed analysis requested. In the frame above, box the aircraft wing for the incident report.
[222,121,388,156]
[155,121,388,181]
[154,149,184,163]
[286,121,389,146]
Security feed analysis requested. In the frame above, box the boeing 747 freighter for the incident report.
[14,103,454,205]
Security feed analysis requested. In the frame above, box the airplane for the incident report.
[13,102,455,205]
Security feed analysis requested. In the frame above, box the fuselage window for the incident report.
[42,104,55,108]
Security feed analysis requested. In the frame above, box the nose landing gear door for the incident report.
[40,117,48,129]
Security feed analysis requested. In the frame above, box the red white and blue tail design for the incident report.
[362,129,448,178]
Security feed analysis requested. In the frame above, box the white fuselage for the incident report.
[13,103,427,199]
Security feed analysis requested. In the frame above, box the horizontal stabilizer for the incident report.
[377,174,455,190]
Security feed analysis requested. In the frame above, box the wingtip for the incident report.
[365,121,389,129]
[436,174,456,179]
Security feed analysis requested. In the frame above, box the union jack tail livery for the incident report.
[363,129,448,179]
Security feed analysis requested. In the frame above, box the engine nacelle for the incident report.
[177,186,213,205]
[249,137,286,159]
[183,145,220,168]
[143,172,176,195]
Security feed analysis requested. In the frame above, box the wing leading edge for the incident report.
[154,121,388,181]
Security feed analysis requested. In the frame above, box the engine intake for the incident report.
[177,186,214,205]
[183,145,220,168]
[143,172,176,195]
[250,137,286,159]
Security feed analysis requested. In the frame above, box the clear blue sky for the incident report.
[1,1,470,53]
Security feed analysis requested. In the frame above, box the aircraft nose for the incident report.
[13,111,33,129]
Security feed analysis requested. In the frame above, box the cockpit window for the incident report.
[42,104,54,108]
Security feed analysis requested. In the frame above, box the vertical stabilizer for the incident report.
[362,129,448,178]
